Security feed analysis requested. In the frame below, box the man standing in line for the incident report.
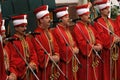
[94,0,120,80]
[53,6,79,80]
[7,14,38,80]
[73,3,102,80]
[0,19,7,80]
[33,5,60,80]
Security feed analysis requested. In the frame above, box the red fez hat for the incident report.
[12,14,27,27]
[34,5,49,19]
[54,7,68,18]
[76,3,90,16]
[94,0,110,10]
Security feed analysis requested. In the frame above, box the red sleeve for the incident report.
[27,37,38,67]
[32,36,47,68]
[52,28,73,63]
[73,24,92,57]
[51,31,59,55]
[91,25,103,46]
[0,42,7,79]
[93,19,114,49]
[7,43,18,77]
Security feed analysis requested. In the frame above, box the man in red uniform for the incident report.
[7,14,38,80]
[53,6,79,80]
[94,0,120,80]
[115,0,120,79]
[73,3,102,80]
[0,19,7,80]
[33,5,60,80]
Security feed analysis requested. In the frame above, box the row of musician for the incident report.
[1,0,120,80]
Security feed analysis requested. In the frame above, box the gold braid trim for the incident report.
[111,43,119,61]
[72,56,78,80]
[110,43,119,80]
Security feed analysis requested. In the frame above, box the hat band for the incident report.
[56,10,68,18]
[36,10,49,19]
[77,8,89,15]
[98,2,110,9]
[13,19,27,26]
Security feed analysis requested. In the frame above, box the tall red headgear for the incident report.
[12,14,27,27]
[54,7,69,18]
[34,5,49,19]
[94,0,110,10]
[76,3,90,16]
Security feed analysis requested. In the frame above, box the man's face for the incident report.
[80,13,90,23]
[61,15,70,26]
[15,26,27,35]
[101,7,110,17]
[40,15,51,29]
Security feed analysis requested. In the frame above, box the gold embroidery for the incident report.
[72,57,78,72]
[85,25,95,44]
[65,28,74,47]
[44,30,54,53]
[20,37,30,62]
[111,44,119,61]
[45,30,60,80]
[105,18,114,35]
[3,48,9,71]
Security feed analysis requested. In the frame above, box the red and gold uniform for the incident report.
[7,14,38,80]
[0,19,7,79]
[33,5,60,80]
[73,21,102,80]
[94,17,120,80]
[53,24,79,80]
[114,15,120,80]
[32,26,60,80]
[8,34,38,80]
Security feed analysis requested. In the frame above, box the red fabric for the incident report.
[115,15,120,80]
[52,24,78,80]
[32,26,59,80]
[0,42,7,80]
[73,21,102,80]
[94,17,119,80]
[8,35,38,80]
[0,13,7,79]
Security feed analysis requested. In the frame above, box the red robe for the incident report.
[8,34,38,80]
[32,26,60,80]
[0,41,7,80]
[0,12,7,80]
[115,15,120,80]
[0,30,7,79]
[52,24,79,80]
[3,43,11,76]
[73,21,102,80]
[94,17,120,80]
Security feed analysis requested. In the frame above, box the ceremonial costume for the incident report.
[8,14,38,80]
[114,15,120,80]
[53,7,79,80]
[33,5,60,80]
[94,1,120,80]
[0,19,7,79]
[73,3,102,80]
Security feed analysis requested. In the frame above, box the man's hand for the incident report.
[73,47,79,54]
[29,62,36,70]
[50,54,60,62]
[93,44,102,52]
[7,73,16,80]
[114,36,120,43]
